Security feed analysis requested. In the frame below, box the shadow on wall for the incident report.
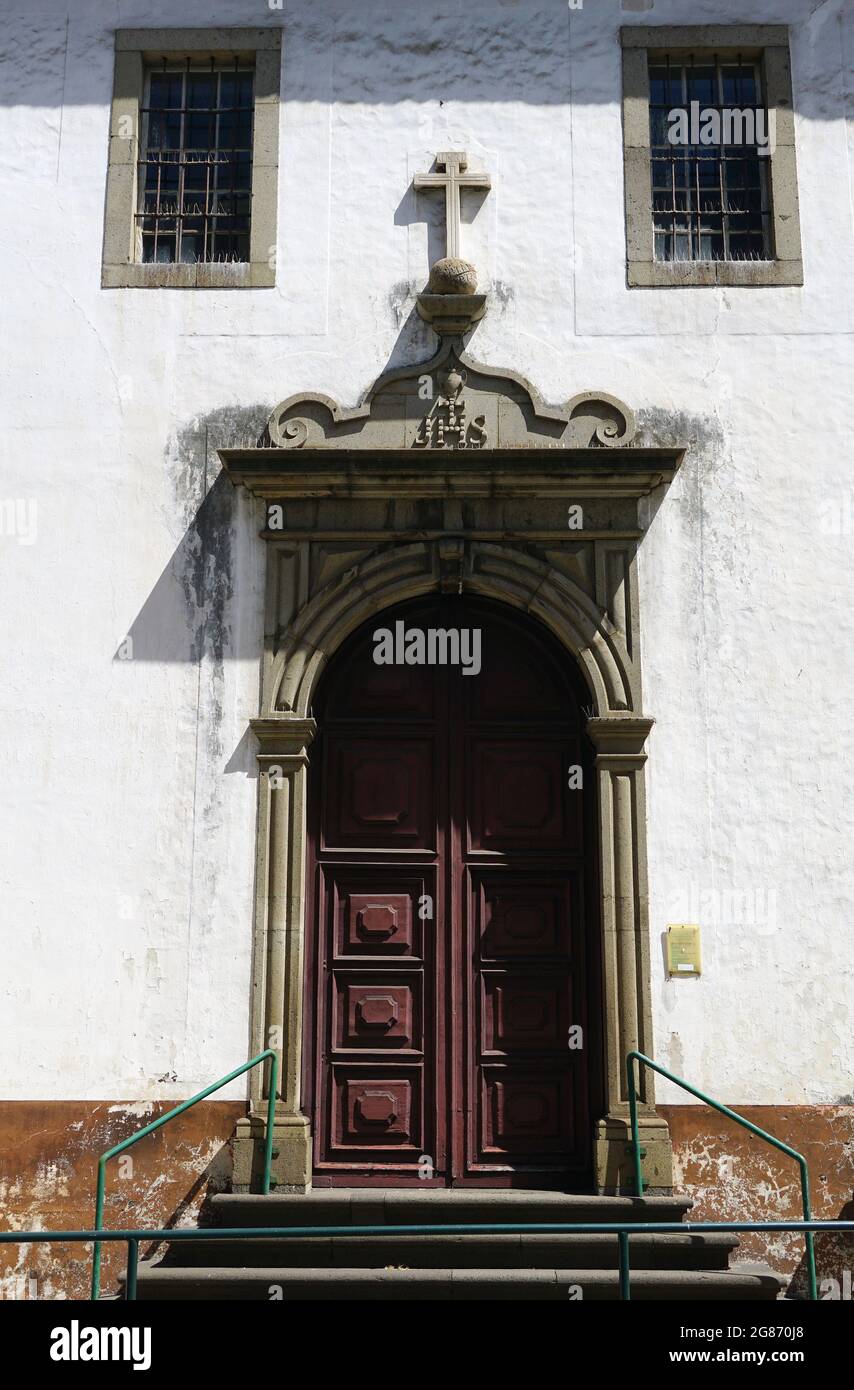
[113,343,717,679]
[113,404,269,667]
[394,179,490,283]
[1,0,844,115]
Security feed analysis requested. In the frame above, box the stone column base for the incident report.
[232,1112,312,1193]
[595,1111,674,1194]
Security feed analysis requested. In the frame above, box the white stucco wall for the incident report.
[1,0,851,1104]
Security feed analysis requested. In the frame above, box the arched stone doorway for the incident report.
[222,343,683,1194]
[303,595,604,1188]
[232,535,674,1194]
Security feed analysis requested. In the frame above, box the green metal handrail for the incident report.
[90,1049,278,1300]
[2,1219,849,1302]
[627,1049,817,1301]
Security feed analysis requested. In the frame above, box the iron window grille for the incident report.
[137,58,254,265]
[649,55,772,263]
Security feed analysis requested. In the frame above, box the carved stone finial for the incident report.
[428,257,478,296]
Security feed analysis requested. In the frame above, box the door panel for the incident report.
[323,737,436,849]
[306,598,601,1187]
[481,1066,575,1153]
[334,976,421,1050]
[465,867,586,1180]
[332,1069,424,1152]
[468,741,579,849]
[335,883,421,957]
[315,864,440,1173]
[476,875,574,958]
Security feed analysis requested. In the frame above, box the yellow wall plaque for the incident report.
[666,924,701,977]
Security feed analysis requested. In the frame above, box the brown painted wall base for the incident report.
[0,1101,851,1298]
[661,1104,854,1297]
[0,1101,244,1300]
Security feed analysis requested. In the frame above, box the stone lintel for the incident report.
[116,26,282,56]
[620,24,788,52]
[220,448,684,503]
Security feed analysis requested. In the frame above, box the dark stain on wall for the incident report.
[169,405,270,664]
[117,404,268,668]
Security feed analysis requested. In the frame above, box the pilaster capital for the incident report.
[250,716,317,759]
[586,714,654,760]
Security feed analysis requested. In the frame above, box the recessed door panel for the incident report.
[482,975,568,1052]
[480,1067,575,1154]
[330,872,429,958]
[334,977,421,1051]
[330,1069,425,1155]
[323,737,435,849]
[477,875,575,959]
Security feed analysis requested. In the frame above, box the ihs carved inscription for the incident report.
[412,368,487,450]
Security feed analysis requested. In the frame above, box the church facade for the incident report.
[1,0,852,1299]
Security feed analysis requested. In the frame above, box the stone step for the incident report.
[133,1265,783,1301]
[210,1190,694,1229]
[156,1230,737,1271]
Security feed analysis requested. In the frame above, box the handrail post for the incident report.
[798,1158,817,1302]
[618,1230,631,1300]
[626,1052,643,1197]
[126,1239,138,1301]
[262,1051,279,1194]
[91,1157,107,1300]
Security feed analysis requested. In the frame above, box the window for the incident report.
[621,26,803,287]
[650,56,771,264]
[139,62,255,266]
[102,29,281,288]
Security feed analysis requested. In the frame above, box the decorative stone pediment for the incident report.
[261,339,637,453]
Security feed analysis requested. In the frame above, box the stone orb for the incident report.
[427,257,478,296]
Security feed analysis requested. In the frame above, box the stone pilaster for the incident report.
[587,715,673,1193]
[233,716,315,1193]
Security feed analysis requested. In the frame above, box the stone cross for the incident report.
[414,151,491,260]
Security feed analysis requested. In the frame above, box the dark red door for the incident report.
[305,597,602,1187]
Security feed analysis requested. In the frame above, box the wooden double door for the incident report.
[304,597,602,1187]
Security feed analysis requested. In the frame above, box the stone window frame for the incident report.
[102,28,281,289]
[621,25,803,288]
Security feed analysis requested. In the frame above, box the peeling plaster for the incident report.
[0,1102,242,1300]
[664,1105,854,1293]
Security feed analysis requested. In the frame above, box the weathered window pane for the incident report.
[137,61,254,265]
[648,55,771,263]
[686,65,716,104]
